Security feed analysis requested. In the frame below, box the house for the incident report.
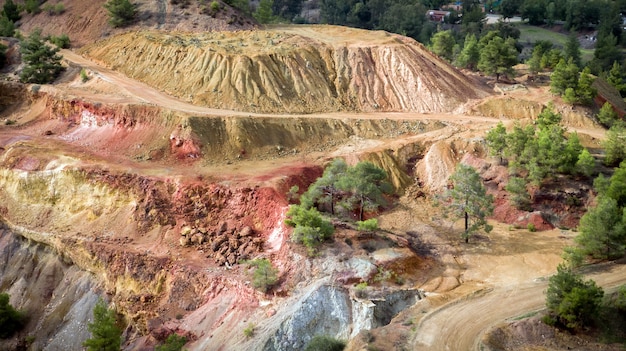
[426,10,451,22]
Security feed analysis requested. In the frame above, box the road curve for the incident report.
[411,262,626,351]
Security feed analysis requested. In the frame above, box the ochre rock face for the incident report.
[80,26,489,114]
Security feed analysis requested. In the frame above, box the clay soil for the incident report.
[2,17,625,351]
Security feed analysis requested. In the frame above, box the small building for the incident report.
[426,10,451,22]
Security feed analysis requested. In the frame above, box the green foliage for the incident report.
[49,34,70,49]
[455,33,479,70]
[603,123,626,167]
[2,0,20,23]
[520,0,545,25]
[42,3,66,16]
[441,164,494,243]
[597,102,618,128]
[84,299,122,351]
[506,176,531,211]
[527,222,536,232]
[254,0,275,23]
[80,68,89,83]
[285,205,334,255]
[526,40,552,73]
[563,31,581,67]
[337,161,392,221]
[575,148,596,177]
[430,30,455,62]
[247,258,279,293]
[24,0,41,14]
[606,61,626,97]
[103,0,137,28]
[485,122,507,164]
[591,33,622,74]
[613,285,626,312]
[155,334,187,351]
[603,162,626,207]
[575,196,626,260]
[356,218,378,231]
[550,58,579,96]
[301,158,348,214]
[477,32,518,81]
[562,246,584,268]
[19,29,65,84]
[243,323,255,338]
[304,335,346,351]
[0,15,16,37]
[546,264,604,329]
[0,292,25,339]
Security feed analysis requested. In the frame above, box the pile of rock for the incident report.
[179,222,263,265]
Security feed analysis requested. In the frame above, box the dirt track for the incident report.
[412,262,626,350]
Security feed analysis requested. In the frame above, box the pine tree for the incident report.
[103,0,137,28]
[254,0,275,24]
[0,15,15,37]
[84,299,122,351]
[2,0,20,23]
[0,292,25,338]
[19,29,64,84]
[477,32,518,81]
[564,31,581,67]
[606,61,626,97]
[597,102,618,128]
[337,161,393,221]
[550,58,579,96]
[441,164,494,243]
[431,30,456,62]
[485,122,507,164]
[603,123,626,166]
[455,33,479,70]
[249,258,279,292]
[575,149,596,177]
[575,196,626,259]
[505,176,531,211]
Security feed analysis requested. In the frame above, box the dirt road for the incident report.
[411,262,626,351]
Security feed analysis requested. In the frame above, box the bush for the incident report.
[304,335,346,351]
[243,323,255,338]
[356,218,378,231]
[0,292,25,339]
[80,68,89,82]
[103,0,137,27]
[24,0,41,14]
[155,334,187,351]
[247,258,278,293]
[285,205,334,255]
[49,34,70,49]
[43,3,66,15]
[0,15,16,37]
[527,223,536,232]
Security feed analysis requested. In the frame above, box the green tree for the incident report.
[0,14,16,37]
[24,0,41,14]
[550,58,579,96]
[499,0,522,19]
[0,292,25,339]
[455,33,479,70]
[441,164,494,243]
[285,205,334,255]
[520,0,546,25]
[337,161,393,221]
[597,102,618,128]
[603,123,626,166]
[19,29,64,84]
[506,176,531,211]
[575,148,596,177]
[526,40,552,74]
[591,33,622,74]
[563,31,581,67]
[574,67,596,106]
[485,122,507,164]
[546,264,604,329]
[155,334,187,351]
[84,299,122,351]
[304,335,346,351]
[604,162,626,207]
[2,0,20,23]
[103,0,137,28]
[248,258,279,293]
[576,196,626,259]
[301,158,348,215]
[606,61,626,97]
[254,0,275,24]
[431,30,456,62]
[477,32,518,81]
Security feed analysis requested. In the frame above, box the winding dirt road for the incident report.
[411,262,626,351]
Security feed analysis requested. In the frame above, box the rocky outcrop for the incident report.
[80,26,490,114]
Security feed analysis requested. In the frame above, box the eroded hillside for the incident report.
[80,26,490,113]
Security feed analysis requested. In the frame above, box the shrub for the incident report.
[0,292,25,339]
[304,335,346,351]
[210,0,220,13]
[356,218,378,231]
[0,15,16,37]
[80,68,89,82]
[43,3,66,15]
[49,34,71,49]
[155,334,187,351]
[24,0,41,14]
[247,258,278,293]
[285,205,334,255]
[527,223,536,232]
[243,323,255,338]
